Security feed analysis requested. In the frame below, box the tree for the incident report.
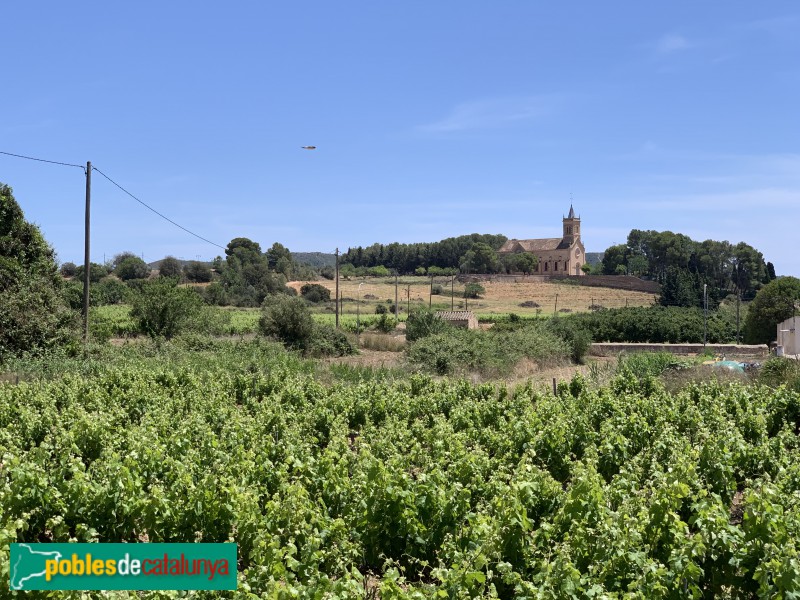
[743,277,800,344]
[74,262,109,283]
[184,261,212,283]
[60,262,77,277]
[259,295,315,351]
[266,242,292,270]
[115,255,150,281]
[581,263,592,275]
[659,266,701,307]
[508,252,538,275]
[464,282,485,299]
[460,242,499,274]
[130,278,203,340]
[0,183,77,357]
[158,256,182,279]
[300,283,331,303]
[602,244,628,275]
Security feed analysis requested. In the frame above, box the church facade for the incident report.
[497,205,586,276]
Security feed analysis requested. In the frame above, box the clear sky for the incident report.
[2,2,798,274]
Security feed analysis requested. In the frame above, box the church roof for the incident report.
[567,204,575,219]
[498,238,568,253]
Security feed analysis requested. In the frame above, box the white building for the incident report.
[776,316,799,356]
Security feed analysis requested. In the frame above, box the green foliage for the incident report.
[129,278,203,340]
[660,265,702,307]
[157,255,182,278]
[743,276,800,344]
[603,230,771,300]
[375,303,388,315]
[308,323,357,357]
[757,357,800,391]
[617,351,687,381]
[501,251,538,274]
[2,342,800,596]
[114,255,150,281]
[73,262,109,283]
[405,308,450,342]
[300,283,331,303]
[567,305,737,343]
[464,282,485,299]
[0,183,78,359]
[460,242,499,274]
[546,317,592,363]
[372,312,397,333]
[341,233,507,274]
[216,237,294,306]
[183,260,212,283]
[259,295,315,351]
[407,323,570,375]
[59,261,77,277]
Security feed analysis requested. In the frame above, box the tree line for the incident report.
[340,233,509,274]
[600,229,775,305]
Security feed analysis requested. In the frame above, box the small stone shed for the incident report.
[776,316,799,356]
[436,310,479,330]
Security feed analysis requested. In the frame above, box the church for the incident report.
[497,205,586,276]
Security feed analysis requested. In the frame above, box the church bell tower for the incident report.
[562,204,580,244]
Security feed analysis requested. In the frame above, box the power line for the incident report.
[92,167,226,250]
[0,150,85,170]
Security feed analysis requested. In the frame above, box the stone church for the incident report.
[497,205,586,276]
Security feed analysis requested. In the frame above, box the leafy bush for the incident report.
[407,324,570,376]
[308,324,357,357]
[565,305,736,343]
[60,262,77,277]
[464,282,485,299]
[546,317,592,363]
[184,260,213,283]
[1,182,78,359]
[300,283,331,303]
[375,304,388,315]
[617,352,687,381]
[405,308,449,342]
[115,255,150,281]
[372,313,397,333]
[259,295,315,351]
[129,278,203,340]
[431,284,443,295]
[757,357,800,391]
[74,262,109,283]
[158,256,182,279]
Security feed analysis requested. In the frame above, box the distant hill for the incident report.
[147,258,211,269]
[291,252,335,268]
[585,252,604,266]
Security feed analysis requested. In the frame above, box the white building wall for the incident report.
[777,316,799,356]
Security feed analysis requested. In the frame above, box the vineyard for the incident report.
[1,342,799,598]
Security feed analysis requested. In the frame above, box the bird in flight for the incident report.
[301,146,316,150]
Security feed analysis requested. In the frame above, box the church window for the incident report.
[544,262,548,272]
[554,262,558,271]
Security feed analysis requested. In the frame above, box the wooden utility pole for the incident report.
[82,161,91,346]
[429,276,433,307]
[335,248,339,329]
[554,293,558,315]
[394,273,399,320]
[406,284,411,314]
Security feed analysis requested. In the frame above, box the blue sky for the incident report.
[1,2,798,275]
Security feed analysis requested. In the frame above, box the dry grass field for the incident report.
[289,276,657,317]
